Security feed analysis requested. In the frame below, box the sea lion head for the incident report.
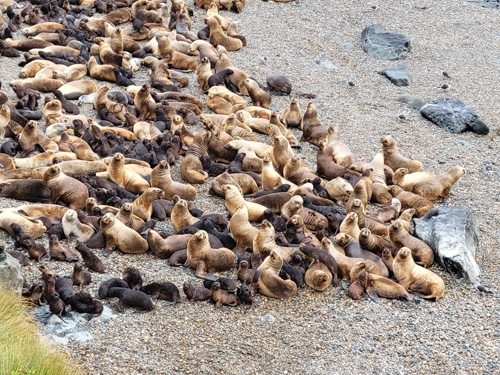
[174,197,187,209]
[158,160,170,171]
[268,250,282,269]
[312,270,329,284]
[49,234,58,245]
[74,262,83,272]
[183,281,193,294]
[200,56,209,65]
[24,120,38,133]
[357,271,369,287]
[0,104,10,117]
[194,230,207,242]
[121,202,133,215]
[333,233,348,246]
[381,135,396,148]
[100,212,115,228]
[359,228,371,239]
[261,219,272,231]
[239,260,249,270]
[45,99,62,112]
[387,185,402,196]
[391,198,402,210]
[394,168,409,180]
[396,247,411,262]
[63,209,77,223]
[352,198,362,208]
[450,166,466,177]
[39,265,56,280]
[221,184,238,196]
[211,281,221,292]
[139,83,149,95]
[381,248,392,261]
[327,125,338,137]
[262,156,272,165]
[346,212,357,223]
[51,292,61,301]
[288,215,302,227]
[321,237,333,249]
[44,164,62,180]
[389,221,402,234]
[290,196,303,210]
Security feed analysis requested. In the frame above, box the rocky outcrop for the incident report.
[361,25,411,61]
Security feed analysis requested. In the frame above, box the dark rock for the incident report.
[413,207,482,285]
[379,65,411,86]
[420,97,489,135]
[361,24,411,61]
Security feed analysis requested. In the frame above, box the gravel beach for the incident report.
[1,0,500,374]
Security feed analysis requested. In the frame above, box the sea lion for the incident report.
[376,198,401,223]
[324,177,353,205]
[72,262,92,289]
[245,78,271,108]
[57,81,97,100]
[326,125,355,168]
[18,120,58,150]
[339,212,361,240]
[0,179,50,203]
[23,238,48,261]
[180,130,210,184]
[282,99,302,128]
[48,292,67,319]
[349,198,389,238]
[250,192,293,214]
[183,281,210,302]
[171,197,199,232]
[381,249,395,274]
[98,278,129,299]
[196,56,212,92]
[266,68,292,95]
[9,78,65,93]
[151,160,197,201]
[209,281,239,308]
[206,16,243,51]
[411,166,466,201]
[388,185,435,218]
[222,184,267,222]
[389,220,434,268]
[381,135,423,173]
[0,211,48,240]
[43,164,89,209]
[358,228,399,257]
[305,258,332,291]
[255,250,298,299]
[283,156,318,186]
[229,204,259,253]
[347,271,368,300]
[122,266,143,290]
[393,247,445,301]
[131,188,165,221]
[392,168,435,191]
[300,103,327,145]
[48,234,79,262]
[107,287,154,312]
[237,259,256,285]
[69,291,104,317]
[147,230,191,259]
[23,282,44,305]
[101,153,150,194]
[186,230,235,278]
[398,208,416,232]
[140,282,181,304]
[62,209,95,243]
[115,203,145,232]
[100,213,149,254]
[348,260,385,282]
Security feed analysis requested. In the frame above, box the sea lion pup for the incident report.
[151,160,197,201]
[183,281,210,302]
[411,166,466,201]
[349,199,389,238]
[107,288,154,312]
[205,16,243,51]
[393,247,444,301]
[347,270,368,300]
[324,177,353,205]
[100,213,149,254]
[388,185,434,218]
[180,130,210,184]
[0,179,49,203]
[392,168,435,191]
[255,250,298,299]
[229,204,259,253]
[122,266,143,290]
[23,238,48,261]
[358,228,399,257]
[237,259,256,285]
[48,292,67,319]
[99,153,150,194]
[265,64,292,95]
[72,262,92,290]
[98,278,129,299]
[321,237,385,280]
[381,135,423,173]
[375,198,401,223]
[48,234,79,262]
[222,184,267,222]
[140,282,181,304]
[147,230,191,259]
[171,197,199,232]
[131,188,165,221]
[305,258,332,291]
[245,78,271,108]
[339,212,361,240]
[389,220,434,268]
[285,215,321,247]
[281,99,302,128]
[43,164,89,210]
[62,209,95,243]
[209,281,239,308]
[9,78,65,93]
[69,291,104,318]
[186,230,235,278]
[326,125,355,168]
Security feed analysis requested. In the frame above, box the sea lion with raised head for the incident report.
[62,209,95,243]
[72,262,92,289]
[381,135,423,173]
[147,230,191,259]
[43,164,89,209]
[183,281,210,302]
[151,160,197,201]
[48,234,79,262]
[100,213,149,254]
[389,220,434,268]
[107,287,154,312]
[411,166,466,201]
[255,250,298,299]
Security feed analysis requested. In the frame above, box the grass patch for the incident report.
[0,286,84,375]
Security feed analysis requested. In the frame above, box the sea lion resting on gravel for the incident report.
[43,164,89,210]
[255,250,298,299]
[100,213,149,254]
[107,287,154,312]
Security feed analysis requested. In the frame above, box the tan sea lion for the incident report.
[151,160,197,201]
[131,188,165,221]
[381,249,395,274]
[388,185,434,218]
[115,203,145,232]
[282,99,302,128]
[88,56,117,82]
[398,208,416,232]
[345,179,369,213]
[206,16,243,51]
[52,64,88,82]
[381,135,423,173]
[365,272,411,301]
[100,213,149,254]
[324,177,353,205]
[209,281,239,308]
[300,103,327,145]
[180,131,210,184]
[349,198,389,238]
[100,153,150,194]
[19,60,55,78]
[262,156,296,191]
[221,184,267,222]
[229,204,258,253]
[245,78,271,108]
[411,166,466,201]
[305,258,332,291]
[393,247,444,301]
[339,212,361,240]
[57,81,97,98]
[392,168,435,191]
[0,151,77,170]
[389,220,434,268]
[0,211,48,239]
[349,260,385,283]
[9,78,65,93]
[326,125,355,168]
[252,220,298,262]
[283,156,318,186]
[171,197,199,232]
[256,250,298,299]
[43,164,89,209]
[147,230,191,259]
[186,230,235,278]
[196,56,212,92]
[62,209,95,243]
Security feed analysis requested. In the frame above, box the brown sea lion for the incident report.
[392,168,435,191]
[237,259,256,285]
[43,164,89,209]
[381,135,423,173]
[324,177,353,205]
[100,213,149,254]
[151,160,197,201]
[171,197,199,232]
[283,156,317,186]
[0,179,50,203]
[48,234,79,262]
[186,230,235,278]
[206,16,243,51]
[347,271,368,300]
[72,262,92,289]
[250,192,293,214]
[305,258,332,292]
[9,78,65,93]
[345,179,369,213]
[147,230,191,259]
[115,203,145,232]
[62,209,95,243]
[209,281,239,308]
[180,131,210,184]
[0,211,47,239]
[349,198,389,238]
[358,228,399,257]
[183,281,210,302]
[131,188,165,221]
[255,250,298,299]
[393,247,444,301]
[376,198,402,223]
[300,103,327,145]
[381,249,395,274]
[75,243,107,273]
[389,220,434,268]
[365,272,411,301]
[229,204,258,254]
[222,184,267,222]
[107,288,154,312]
[349,260,385,283]
[245,78,271,108]
[388,185,434,218]
[100,153,150,194]
[411,166,466,201]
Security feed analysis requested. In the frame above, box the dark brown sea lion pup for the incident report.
[107,287,154,312]
[122,266,143,290]
[140,282,181,304]
[72,262,92,290]
[48,234,79,261]
[69,291,104,318]
[393,247,445,301]
[183,281,210,302]
[209,281,239,308]
[75,243,107,273]
[98,278,129,299]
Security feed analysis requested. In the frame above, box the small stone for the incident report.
[315,59,337,70]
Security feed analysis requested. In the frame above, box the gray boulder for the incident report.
[413,207,484,288]
[361,25,411,61]
[380,65,411,86]
[420,97,489,135]
[0,240,24,296]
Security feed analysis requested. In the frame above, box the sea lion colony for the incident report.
[0,0,464,315]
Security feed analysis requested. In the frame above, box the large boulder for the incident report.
[0,240,24,296]
[413,207,482,285]
[379,65,411,86]
[361,24,411,61]
[420,97,490,135]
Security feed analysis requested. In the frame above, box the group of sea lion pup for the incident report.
[0,0,466,312]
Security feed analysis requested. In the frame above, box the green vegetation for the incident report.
[0,286,84,375]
